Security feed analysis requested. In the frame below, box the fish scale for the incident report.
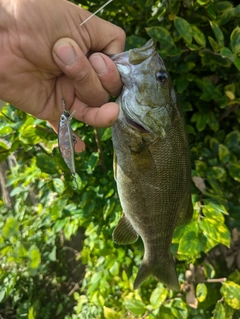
[111,39,193,290]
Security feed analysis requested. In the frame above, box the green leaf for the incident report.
[36,153,57,175]
[210,138,219,153]
[213,302,225,319]
[191,25,206,47]
[203,199,228,215]
[48,246,56,262]
[200,218,230,248]
[230,27,240,55]
[178,225,203,257]
[0,151,10,163]
[197,0,210,4]
[196,283,207,302]
[234,57,240,70]
[10,186,26,197]
[0,288,5,303]
[202,206,224,225]
[208,112,219,132]
[208,36,222,52]
[146,27,175,47]
[0,126,13,135]
[208,167,227,182]
[220,47,235,62]
[181,102,193,112]
[174,17,192,43]
[99,127,112,141]
[52,178,65,195]
[2,217,19,238]
[0,138,11,150]
[103,307,120,319]
[206,4,217,19]
[171,299,188,319]
[150,286,168,309]
[124,299,146,316]
[174,77,189,93]
[228,163,240,182]
[20,126,42,145]
[228,270,240,286]
[28,245,41,269]
[87,152,99,173]
[203,262,216,279]
[196,113,208,132]
[177,62,196,73]
[220,281,240,309]
[218,144,230,163]
[210,21,224,47]
[28,306,36,319]
[195,160,207,175]
[53,219,67,232]
[224,83,235,100]
[224,130,240,151]
[125,35,147,51]
[109,261,119,276]
[15,243,28,259]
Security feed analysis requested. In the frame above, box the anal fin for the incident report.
[113,214,139,245]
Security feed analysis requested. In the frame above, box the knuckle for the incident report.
[117,27,126,44]
[70,63,91,85]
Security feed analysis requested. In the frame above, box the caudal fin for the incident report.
[134,255,179,291]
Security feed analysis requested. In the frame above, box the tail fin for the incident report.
[134,255,179,291]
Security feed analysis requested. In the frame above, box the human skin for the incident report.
[0,0,125,151]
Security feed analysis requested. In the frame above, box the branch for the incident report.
[219,104,239,121]
[94,128,107,174]
[204,278,227,283]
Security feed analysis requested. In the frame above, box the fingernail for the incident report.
[54,40,77,66]
[90,54,108,76]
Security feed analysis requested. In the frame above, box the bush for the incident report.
[0,0,240,318]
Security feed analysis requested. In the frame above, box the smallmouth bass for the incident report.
[111,39,193,290]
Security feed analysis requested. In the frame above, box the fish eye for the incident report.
[156,71,168,84]
[60,115,65,121]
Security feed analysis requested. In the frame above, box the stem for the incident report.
[94,128,107,174]
[204,278,227,283]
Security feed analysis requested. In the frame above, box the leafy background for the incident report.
[0,0,240,318]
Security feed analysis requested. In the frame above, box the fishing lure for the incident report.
[58,1,114,186]
[58,99,77,182]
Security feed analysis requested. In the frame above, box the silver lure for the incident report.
[58,1,114,179]
[58,99,76,177]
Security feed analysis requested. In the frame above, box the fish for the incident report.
[111,39,193,290]
[58,99,76,178]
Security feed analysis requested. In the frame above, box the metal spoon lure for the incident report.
[58,99,78,188]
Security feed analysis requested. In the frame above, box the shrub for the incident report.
[0,0,240,318]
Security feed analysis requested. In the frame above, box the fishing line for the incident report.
[68,0,114,35]
[59,1,114,189]
[79,0,114,27]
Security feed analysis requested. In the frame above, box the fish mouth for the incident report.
[125,115,149,133]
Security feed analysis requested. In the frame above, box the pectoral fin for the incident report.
[113,215,139,245]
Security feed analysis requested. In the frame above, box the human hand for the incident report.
[0,0,125,151]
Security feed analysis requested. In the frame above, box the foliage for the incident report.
[0,0,240,318]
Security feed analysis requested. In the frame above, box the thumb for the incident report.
[52,38,109,106]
